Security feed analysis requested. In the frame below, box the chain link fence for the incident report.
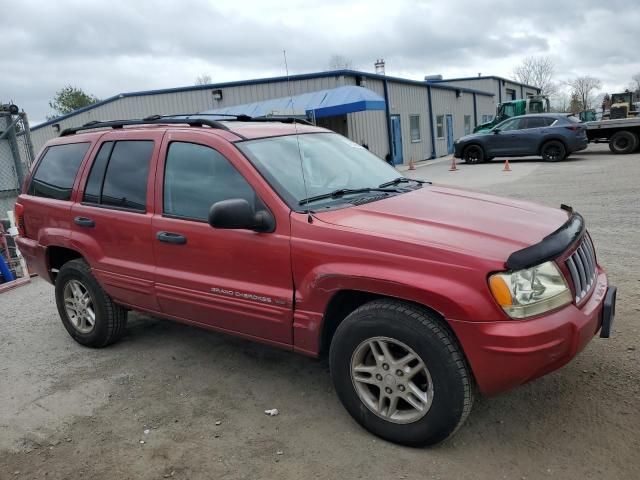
[0,109,35,216]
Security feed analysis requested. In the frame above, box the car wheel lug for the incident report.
[382,364,389,370]
[396,369,403,376]
[385,387,392,394]
[398,385,405,392]
[376,374,383,381]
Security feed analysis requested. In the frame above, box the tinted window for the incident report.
[101,141,153,211]
[83,142,114,204]
[497,118,522,131]
[29,143,90,200]
[164,142,258,221]
[524,117,547,129]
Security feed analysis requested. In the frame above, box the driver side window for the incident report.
[499,118,523,131]
[163,142,263,221]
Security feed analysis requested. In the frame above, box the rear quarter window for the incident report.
[28,142,90,200]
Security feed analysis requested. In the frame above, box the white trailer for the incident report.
[585,118,640,154]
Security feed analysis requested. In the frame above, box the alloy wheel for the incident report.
[350,336,434,424]
[63,279,96,334]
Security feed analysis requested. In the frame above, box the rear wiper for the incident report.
[378,177,427,188]
[299,188,400,205]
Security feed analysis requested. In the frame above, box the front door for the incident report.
[486,117,526,156]
[151,131,294,346]
[390,115,403,165]
[446,114,455,154]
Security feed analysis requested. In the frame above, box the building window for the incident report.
[436,115,444,138]
[464,115,472,135]
[481,114,494,124]
[409,115,421,142]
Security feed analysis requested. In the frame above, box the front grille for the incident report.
[565,235,597,303]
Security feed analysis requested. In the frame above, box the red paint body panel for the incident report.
[15,123,610,397]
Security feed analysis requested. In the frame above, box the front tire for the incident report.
[463,145,485,164]
[55,259,127,348]
[541,140,566,162]
[329,300,474,446]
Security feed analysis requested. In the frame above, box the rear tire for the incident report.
[329,300,474,446]
[608,131,638,154]
[55,259,127,348]
[541,140,566,162]
[463,145,485,164]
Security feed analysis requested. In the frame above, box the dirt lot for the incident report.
[1,144,639,480]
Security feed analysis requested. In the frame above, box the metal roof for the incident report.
[32,69,495,131]
[201,86,385,119]
[427,75,541,92]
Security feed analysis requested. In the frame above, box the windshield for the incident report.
[238,133,404,209]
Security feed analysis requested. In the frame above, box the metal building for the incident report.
[30,69,539,165]
[0,107,35,214]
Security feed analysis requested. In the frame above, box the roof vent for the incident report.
[424,75,443,81]
[374,59,385,75]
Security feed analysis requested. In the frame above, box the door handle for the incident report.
[156,231,187,245]
[74,216,95,228]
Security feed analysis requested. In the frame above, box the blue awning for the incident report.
[201,85,385,119]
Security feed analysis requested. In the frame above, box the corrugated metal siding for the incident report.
[31,76,356,151]
[440,79,496,95]
[347,110,388,159]
[475,95,497,124]
[430,89,478,157]
[387,83,431,163]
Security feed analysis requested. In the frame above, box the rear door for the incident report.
[151,131,294,346]
[71,130,163,311]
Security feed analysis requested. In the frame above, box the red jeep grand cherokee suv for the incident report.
[15,116,616,446]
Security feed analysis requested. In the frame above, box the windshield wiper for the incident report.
[299,188,400,205]
[378,177,427,188]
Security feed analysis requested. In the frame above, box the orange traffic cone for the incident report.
[409,158,416,170]
[449,156,458,171]
[502,159,511,172]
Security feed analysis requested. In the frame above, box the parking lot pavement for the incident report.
[1,143,639,479]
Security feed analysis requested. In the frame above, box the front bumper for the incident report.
[449,269,612,396]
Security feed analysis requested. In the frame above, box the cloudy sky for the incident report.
[2,0,639,124]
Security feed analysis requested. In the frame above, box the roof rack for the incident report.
[59,114,313,137]
[158,113,314,125]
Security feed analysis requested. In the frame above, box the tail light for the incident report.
[14,203,26,237]
[564,125,580,131]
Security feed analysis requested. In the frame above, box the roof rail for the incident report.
[163,113,314,125]
[59,114,314,137]
[59,117,233,137]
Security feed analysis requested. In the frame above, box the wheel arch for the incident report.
[319,289,466,361]
[46,245,85,282]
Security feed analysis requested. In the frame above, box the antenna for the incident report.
[283,49,313,223]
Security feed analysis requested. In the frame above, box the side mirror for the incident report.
[208,199,275,233]
[493,129,501,134]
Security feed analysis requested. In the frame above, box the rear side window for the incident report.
[163,142,259,221]
[524,117,547,129]
[83,140,153,211]
[29,143,90,200]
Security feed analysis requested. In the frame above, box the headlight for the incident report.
[488,261,571,319]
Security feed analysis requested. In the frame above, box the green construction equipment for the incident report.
[474,95,550,133]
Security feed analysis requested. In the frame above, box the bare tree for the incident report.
[195,74,212,85]
[631,73,640,95]
[513,56,557,96]
[567,76,602,110]
[328,54,353,70]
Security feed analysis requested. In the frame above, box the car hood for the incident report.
[314,186,570,265]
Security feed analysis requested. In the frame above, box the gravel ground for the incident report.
[1,144,638,480]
